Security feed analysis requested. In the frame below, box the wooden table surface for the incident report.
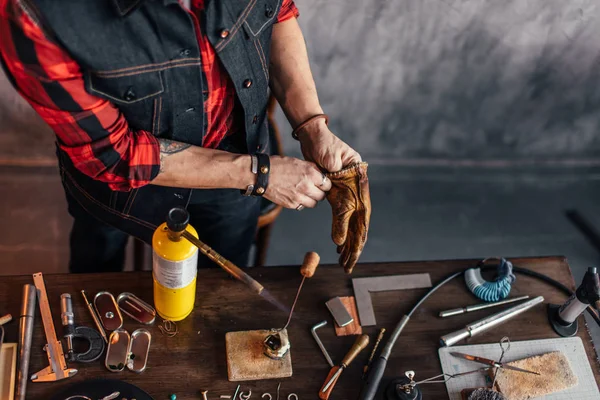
[1,256,598,400]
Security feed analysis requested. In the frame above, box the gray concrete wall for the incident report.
[278,0,600,162]
[2,0,600,163]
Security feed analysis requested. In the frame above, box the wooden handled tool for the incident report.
[282,252,321,330]
[301,252,320,278]
[319,334,370,400]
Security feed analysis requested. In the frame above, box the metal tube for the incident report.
[440,296,544,347]
[439,295,530,317]
[16,284,36,400]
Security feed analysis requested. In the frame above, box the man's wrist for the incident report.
[232,154,256,190]
[296,117,329,142]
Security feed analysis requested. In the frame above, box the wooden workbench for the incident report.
[1,256,598,399]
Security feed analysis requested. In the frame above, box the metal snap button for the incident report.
[265,4,274,18]
[180,49,191,56]
[220,29,230,38]
[124,87,136,101]
[243,79,253,88]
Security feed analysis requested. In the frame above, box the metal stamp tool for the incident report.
[60,293,105,363]
[311,321,334,367]
[440,296,545,347]
[16,284,36,400]
[81,290,108,343]
[31,272,77,382]
[319,334,370,399]
[325,297,354,327]
[225,252,320,381]
[439,295,530,318]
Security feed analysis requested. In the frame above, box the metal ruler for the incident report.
[31,272,77,382]
[352,273,432,326]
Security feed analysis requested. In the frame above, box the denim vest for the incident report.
[29,0,280,241]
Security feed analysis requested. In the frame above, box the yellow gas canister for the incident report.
[152,207,198,321]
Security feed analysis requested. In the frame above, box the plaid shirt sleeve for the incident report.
[0,1,160,191]
[277,0,299,23]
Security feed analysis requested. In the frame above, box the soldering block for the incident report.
[225,329,292,381]
[492,351,577,400]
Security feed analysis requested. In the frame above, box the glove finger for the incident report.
[331,208,353,247]
[339,241,352,271]
[343,248,361,274]
[343,222,363,274]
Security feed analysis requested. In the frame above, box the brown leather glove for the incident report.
[326,162,371,274]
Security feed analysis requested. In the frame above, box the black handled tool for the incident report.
[61,293,105,363]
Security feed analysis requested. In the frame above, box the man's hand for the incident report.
[297,118,362,172]
[264,156,332,209]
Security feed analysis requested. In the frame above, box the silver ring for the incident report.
[296,205,304,211]
[320,173,327,187]
[287,394,298,400]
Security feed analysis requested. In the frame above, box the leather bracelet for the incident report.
[241,155,258,196]
[251,153,270,196]
[291,114,329,140]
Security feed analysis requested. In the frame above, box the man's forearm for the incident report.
[151,139,254,190]
[269,18,323,127]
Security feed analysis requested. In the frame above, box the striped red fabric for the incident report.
[0,0,298,191]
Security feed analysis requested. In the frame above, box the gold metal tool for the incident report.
[363,328,386,377]
[319,334,370,399]
[181,230,288,312]
[81,290,108,343]
[31,272,77,382]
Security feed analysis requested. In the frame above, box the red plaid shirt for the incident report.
[0,0,298,190]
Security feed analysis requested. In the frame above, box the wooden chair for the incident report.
[133,94,284,270]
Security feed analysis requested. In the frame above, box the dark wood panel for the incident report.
[0,257,597,399]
